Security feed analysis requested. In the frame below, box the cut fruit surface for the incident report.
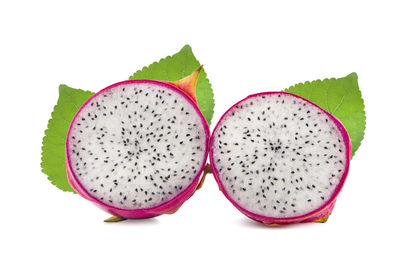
[66,79,209,218]
[210,92,350,224]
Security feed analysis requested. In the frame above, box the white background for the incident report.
[1,0,399,252]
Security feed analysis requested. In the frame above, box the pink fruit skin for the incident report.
[65,80,210,219]
[209,92,352,225]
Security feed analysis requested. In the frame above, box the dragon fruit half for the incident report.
[65,67,210,220]
[209,92,351,225]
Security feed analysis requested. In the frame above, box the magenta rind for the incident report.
[66,79,210,219]
[209,92,351,225]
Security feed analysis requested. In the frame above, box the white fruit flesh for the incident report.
[211,93,347,218]
[67,82,207,209]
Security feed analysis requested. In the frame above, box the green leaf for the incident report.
[284,73,366,158]
[129,45,215,125]
[41,85,94,193]
[42,46,215,193]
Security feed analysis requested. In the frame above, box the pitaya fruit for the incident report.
[209,92,351,225]
[65,67,210,220]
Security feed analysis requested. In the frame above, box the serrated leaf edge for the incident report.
[283,73,366,158]
[40,85,94,193]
